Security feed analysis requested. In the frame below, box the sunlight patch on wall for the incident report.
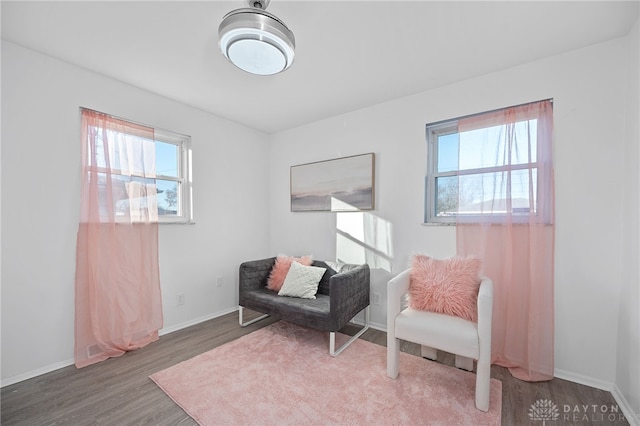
[335,205,393,272]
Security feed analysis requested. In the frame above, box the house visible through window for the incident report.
[84,110,193,224]
[425,101,553,224]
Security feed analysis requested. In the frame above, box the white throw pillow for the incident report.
[278,261,326,299]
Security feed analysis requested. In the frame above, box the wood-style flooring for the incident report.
[1,310,628,425]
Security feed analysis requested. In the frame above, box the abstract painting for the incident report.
[291,153,375,212]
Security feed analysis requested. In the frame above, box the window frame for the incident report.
[154,128,193,224]
[424,113,548,225]
[425,121,459,224]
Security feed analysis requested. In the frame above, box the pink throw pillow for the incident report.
[408,255,482,322]
[267,255,313,291]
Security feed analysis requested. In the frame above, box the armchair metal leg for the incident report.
[238,306,269,327]
[329,306,370,357]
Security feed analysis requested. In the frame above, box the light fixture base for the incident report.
[247,0,270,9]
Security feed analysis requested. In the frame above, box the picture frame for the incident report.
[290,153,375,212]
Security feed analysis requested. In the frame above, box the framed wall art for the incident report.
[290,153,375,212]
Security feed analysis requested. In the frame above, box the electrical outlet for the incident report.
[216,276,224,287]
[373,292,381,306]
[177,293,185,306]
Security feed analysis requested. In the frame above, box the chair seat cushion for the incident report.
[239,288,336,331]
[394,308,479,359]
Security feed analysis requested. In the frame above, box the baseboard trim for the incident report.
[159,306,238,336]
[1,307,240,388]
[553,371,639,426]
[553,368,614,392]
[350,318,386,332]
[1,359,75,388]
[611,384,640,426]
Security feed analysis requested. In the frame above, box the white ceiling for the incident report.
[2,1,639,133]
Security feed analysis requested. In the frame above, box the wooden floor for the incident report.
[1,310,628,426]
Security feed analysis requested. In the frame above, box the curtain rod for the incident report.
[80,106,151,129]
[79,106,190,139]
[426,98,554,128]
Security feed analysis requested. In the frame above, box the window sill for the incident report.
[159,220,196,225]
[423,221,553,226]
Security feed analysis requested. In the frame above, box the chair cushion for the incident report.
[312,260,338,296]
[394,308,480,359]
[408,255,481,322]
[241,287,334,330]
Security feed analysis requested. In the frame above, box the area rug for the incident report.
[150,321,502,425]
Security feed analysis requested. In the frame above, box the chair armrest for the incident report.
[387,269,411,333]
[329,264,370,328]
[239,257,276,294]
[477,277,493,362]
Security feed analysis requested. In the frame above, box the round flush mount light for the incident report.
[218,0,295,76]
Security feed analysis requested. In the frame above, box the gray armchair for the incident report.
[238,257,370,356]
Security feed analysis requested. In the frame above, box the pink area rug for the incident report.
[150,321,502,425]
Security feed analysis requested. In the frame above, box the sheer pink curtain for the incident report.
[456,100,554,381]
[75,108,163,368]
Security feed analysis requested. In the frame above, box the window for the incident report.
[84,110,193,224]
[425,101,552,224]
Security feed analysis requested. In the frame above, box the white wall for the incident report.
[616,19,640,424]
[1,41,271,383]
[269,33,634,392]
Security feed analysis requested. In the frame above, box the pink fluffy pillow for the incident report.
[267,255,313,291]
[408,255,482,322]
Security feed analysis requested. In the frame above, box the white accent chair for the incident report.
[386,269,494,412]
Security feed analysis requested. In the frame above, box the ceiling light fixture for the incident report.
[218,0,295,76]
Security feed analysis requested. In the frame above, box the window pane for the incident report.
[156,141,179,178]
[457,169,536,215]
[88,127,156,177]
[87,172,157,220]
[458,120,537,171]
[435,176,459,217]
[437,133,459,173]
[436,169,538,217]
[156,179,180,216]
